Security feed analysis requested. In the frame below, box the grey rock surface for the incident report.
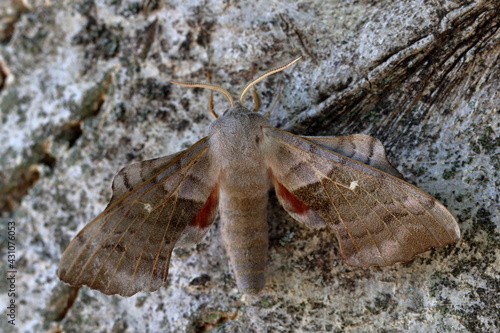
[0,0,498,332]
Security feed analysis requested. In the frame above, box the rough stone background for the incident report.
[0,0,498,332]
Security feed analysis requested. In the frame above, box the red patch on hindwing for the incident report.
[189,184,219,229]
[275,182,308,215]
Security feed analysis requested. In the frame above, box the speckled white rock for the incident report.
[0,0,498,332]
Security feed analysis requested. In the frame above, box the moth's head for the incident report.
[208,102,272,136]
[170,56,301,119]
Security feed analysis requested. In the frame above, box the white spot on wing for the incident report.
[349,181,359,191]
[143,203,153,212]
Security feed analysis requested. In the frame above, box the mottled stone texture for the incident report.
[0,0,498,332]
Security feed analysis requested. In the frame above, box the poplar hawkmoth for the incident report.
[58,57,460,296]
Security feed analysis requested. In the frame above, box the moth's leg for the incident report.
[251,61,284,117]
[238,57,300,110]
[251,85,261,112]
[249,63,261,112]
[263,79,282,117]
[205,69,218,118]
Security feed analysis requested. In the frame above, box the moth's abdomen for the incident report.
[220,193,269,295]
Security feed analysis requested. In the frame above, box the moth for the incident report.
[58,57,460,296]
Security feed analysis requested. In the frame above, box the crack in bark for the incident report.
[283,0,500,137]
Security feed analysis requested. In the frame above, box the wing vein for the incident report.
[331,180,388,265]
[318,175,361,254]
[372,181,446,246]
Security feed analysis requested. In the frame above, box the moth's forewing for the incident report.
[265,128,460,267]
[273,133,403,228]
[58,138,220,296]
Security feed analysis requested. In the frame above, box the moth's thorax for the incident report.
[208,104,272,148]
[207,104,272,199]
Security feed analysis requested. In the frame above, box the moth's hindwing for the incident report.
[301,134,403,178]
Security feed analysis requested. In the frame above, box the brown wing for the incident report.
[264,128,460,267]
[301,134,403,178]
[58,137,219,296]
